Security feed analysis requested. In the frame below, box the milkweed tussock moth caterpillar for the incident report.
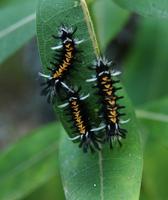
[38,24,129,151]
[58,87,105,153]
[39,25,83,103]
[87,57,129,148]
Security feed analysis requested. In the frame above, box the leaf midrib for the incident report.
[0,13,36,39]
[98,151,104,200]
[136,109,168,122]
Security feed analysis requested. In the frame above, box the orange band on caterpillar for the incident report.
[39,25,83,103]
[87,57,128,148]
[58,87,102,153]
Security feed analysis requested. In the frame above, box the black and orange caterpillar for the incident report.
[58,87,103,153]
[39,25,83,103]
[87,57,129,148]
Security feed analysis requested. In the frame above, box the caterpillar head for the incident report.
[94,57,112,74]
[59,25,75,41]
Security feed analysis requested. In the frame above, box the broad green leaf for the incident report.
[59,91,143,200]
[37,0,143,199]
[0,0,37,64]
[112,0,168,18]
[123,17,168,106]
[0,123,65,200]
[136,98,168,200]
[90,0,130,51]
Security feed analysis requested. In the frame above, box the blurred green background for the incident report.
[0,0,168,199]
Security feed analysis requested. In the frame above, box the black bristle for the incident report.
[58,87,102,153]
[87,56,128,149]
[39,25,82,106]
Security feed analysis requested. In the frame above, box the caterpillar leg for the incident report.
[38,72,51,79]
[74,39,84,45]
[58,102,69,108]
[110,70,121,76]
[51,44,63,50]
[86,77,97,83]
[91,124,105,132]
[119,118,130,124]
[80,93,90,101]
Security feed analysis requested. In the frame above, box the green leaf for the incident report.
[59,91,143,200]
[90,0,130,51]
[0,0,37,64]
[112,0,168,18]
[123,17,168,106]
[24,176,65,200]
[0,123,65,200]
[37,0,143,199]
[136,98,168,200]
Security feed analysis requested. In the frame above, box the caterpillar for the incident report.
[39,25,83,103]
[58,87,104,153]
[87,57,129,148]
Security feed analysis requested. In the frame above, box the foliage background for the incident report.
[0,0,168,199]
